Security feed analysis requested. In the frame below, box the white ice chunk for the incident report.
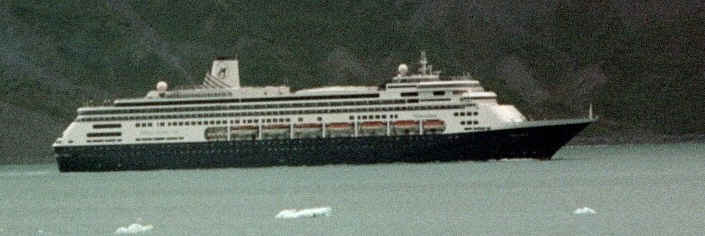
[114,223,154,234]
[573,207,596,215]
[275,207,332,219]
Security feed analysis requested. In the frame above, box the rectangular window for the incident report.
[433,91,445,96]
[401,92,418,97]
[93,124,121,129]
[87,132,121,137]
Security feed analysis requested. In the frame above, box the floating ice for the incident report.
[275,207,332,219]
[114,223,154,234]
[573,207,596,215]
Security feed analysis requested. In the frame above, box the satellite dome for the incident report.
[398,64,408,75]
[156,81,168,92]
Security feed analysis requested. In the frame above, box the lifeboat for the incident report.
[295,123,322,129]
[262,124,290,134]
[422,119,445,134]
[392,120,419,135]
[204,127,228,141]
[326,122,353,137]
[327,122,353,131]
[295,123,323,133]
[393,120,419,129]
[231,125,258,135]
[295,123,323,138]
[359,121,385,130]
[422,120,445,129]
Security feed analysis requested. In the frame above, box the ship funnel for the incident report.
[207,57,240,88]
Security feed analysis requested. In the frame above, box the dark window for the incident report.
[401,92,418,97]
[87,132,121,137]
[93,124,121,129]
[433,91,445,96]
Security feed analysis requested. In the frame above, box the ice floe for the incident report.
[275,207,332,219]
[573,207,596,215]
[114,223,154,234]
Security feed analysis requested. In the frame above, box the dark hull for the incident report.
[54,119,595,172]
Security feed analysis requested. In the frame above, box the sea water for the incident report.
[1,142,703,235]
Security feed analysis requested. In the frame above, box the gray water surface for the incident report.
[1,143,703,235]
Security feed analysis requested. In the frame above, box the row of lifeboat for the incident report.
[215,120,445,140]
[231,120,444,130]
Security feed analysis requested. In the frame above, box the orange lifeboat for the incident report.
[327,122,353,131]
[393,120,419,129]
[422,120,445,129]
[360,121,385,130]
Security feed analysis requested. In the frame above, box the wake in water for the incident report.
[275,207,332,219]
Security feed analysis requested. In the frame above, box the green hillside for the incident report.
[1,0,703,163]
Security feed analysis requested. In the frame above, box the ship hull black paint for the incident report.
[54,119,594,172]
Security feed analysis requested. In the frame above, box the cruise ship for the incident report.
[53,52,596,172]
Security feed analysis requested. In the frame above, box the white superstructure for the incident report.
[53,52,528,147]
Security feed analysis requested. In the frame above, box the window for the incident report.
[93,124,121,129]
[401,92,418,97]
[433,91,445,96]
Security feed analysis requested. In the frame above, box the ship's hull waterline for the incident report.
[54,119,594,172]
